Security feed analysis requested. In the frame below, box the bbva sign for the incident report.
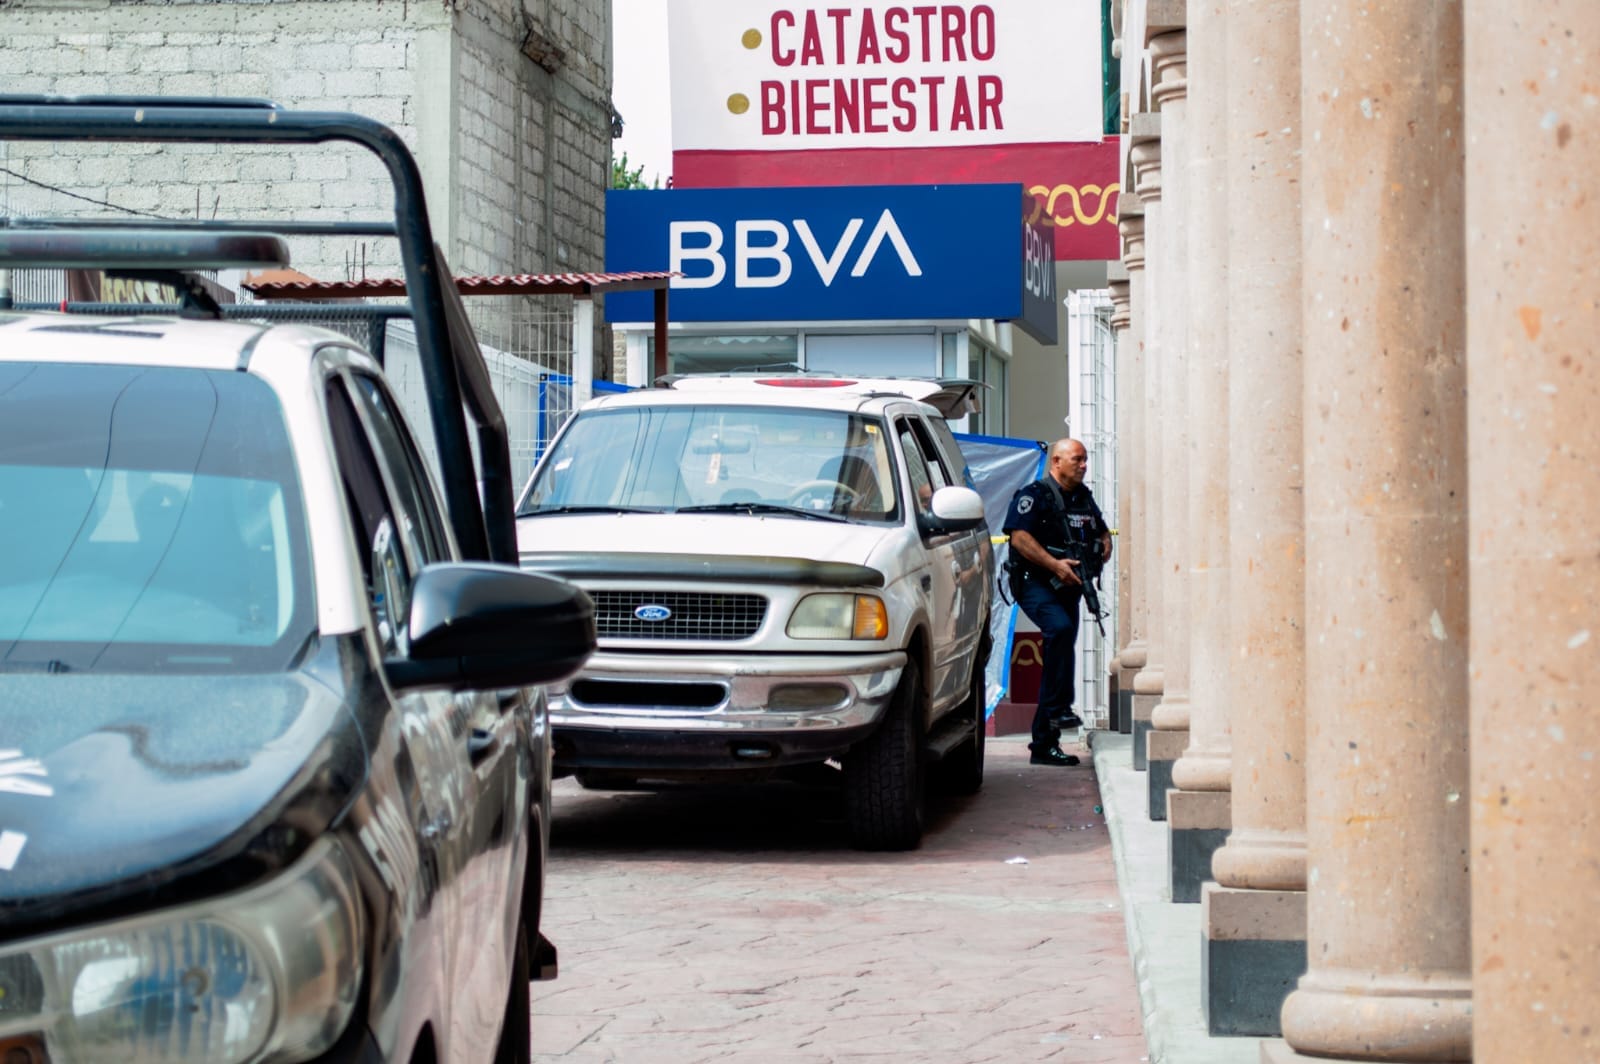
[605,183,1023,324]
[670,210,922,289]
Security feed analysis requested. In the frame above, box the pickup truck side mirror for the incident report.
[385,563,596,692]
[916,485,987,535]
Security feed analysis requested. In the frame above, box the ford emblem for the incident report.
[634,604,673,622]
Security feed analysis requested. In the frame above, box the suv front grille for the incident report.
[590,591,768,641]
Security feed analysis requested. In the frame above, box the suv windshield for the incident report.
[519,405,900,522]
[0,363,315,673]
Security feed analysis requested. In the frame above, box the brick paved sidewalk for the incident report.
[532,736,1147,1063]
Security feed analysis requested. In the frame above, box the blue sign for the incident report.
[1018,207,1059,345]
[605,184,1024,324]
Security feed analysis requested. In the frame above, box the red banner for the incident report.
[673,138,1121,261]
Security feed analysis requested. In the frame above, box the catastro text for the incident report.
[760,5,1005,137]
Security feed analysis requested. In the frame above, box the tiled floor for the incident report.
[531,735,1147,1062]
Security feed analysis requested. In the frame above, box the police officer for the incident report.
[1001,438,1112,766]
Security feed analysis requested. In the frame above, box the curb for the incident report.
[1090,730,1260,1064]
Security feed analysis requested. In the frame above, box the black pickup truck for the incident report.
[0,96,594,1064]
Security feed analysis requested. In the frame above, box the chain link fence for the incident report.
[0,261,600,497]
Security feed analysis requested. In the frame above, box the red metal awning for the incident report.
[242,269,675,300]
[242,269,677,379]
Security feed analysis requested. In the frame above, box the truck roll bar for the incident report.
[0,94,513,564]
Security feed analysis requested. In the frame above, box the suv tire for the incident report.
[845,657,926,851]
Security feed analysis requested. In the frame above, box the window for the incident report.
[656,334,799,376]
[326,379,415,655]
[896,419,943,515]
[0,363,313,672]
[348,372,451,563]
[925,416,977,491]
[805,333,936,377]
[966,339,1009,435]
[520,405,901,523]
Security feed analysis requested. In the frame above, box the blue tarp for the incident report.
[536,375,631,461]
[953,432,1047,717]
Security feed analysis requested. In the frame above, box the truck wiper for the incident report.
[675,502,848,523]
[519,504,659,516]
[0,659,73,673]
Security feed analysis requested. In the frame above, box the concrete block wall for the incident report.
[0,0,611,290]
[450,0,610,364]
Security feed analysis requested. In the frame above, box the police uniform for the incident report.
[1001,478,1109,758]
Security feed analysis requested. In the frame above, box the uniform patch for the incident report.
[1016,496,1034,514]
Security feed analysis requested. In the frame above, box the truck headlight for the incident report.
[787,594,888,640]
[0,836,364,1064]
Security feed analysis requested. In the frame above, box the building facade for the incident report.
[1111,0,1598,1059]
[0,0,611,284]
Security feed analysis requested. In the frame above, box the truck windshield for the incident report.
[519,405,901,523]
[0,363,315,673]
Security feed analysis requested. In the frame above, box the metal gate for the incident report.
[1067,288,1118,729]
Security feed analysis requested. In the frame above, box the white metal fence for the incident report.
[465,296,575,488]
[1067,288,1118,729]
[379,293,600,497]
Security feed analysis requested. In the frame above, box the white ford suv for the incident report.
[515,373,994,850]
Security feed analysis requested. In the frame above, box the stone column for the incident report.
[1109,264,1136,736]
[1465,3,1600,1060]
[1267,1,1471,1060]
[1146,28,1191,823]
[1127,118,1163,772]
[1205,0,1307,1037]
[1167,0,1231,903]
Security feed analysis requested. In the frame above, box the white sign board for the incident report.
[668,0,1104,153]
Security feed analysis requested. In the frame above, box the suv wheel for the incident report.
[938,637,990,796]
[845,657,926,851]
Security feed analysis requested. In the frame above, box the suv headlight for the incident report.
[0,836,364,1064]
[787,594,888,640]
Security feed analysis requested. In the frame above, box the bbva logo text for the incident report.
[669,209,924,290]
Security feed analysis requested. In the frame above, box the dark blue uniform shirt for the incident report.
[1002,479,1108,580]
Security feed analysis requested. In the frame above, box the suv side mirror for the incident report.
[916,485,986,535]
[385,563,596,692]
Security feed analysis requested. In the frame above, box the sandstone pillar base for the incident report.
[1212,828,1307,894]
[1168,789,1229,903]
[1277,971,1472,1062]
[1113,668,1126,736]
[1117,641,1147,736]
[1203,883,1305,1037]
[1171,748,1231,792]
[1131,693,1158,771]
[1114,666,1138,733]
[1146,728,1187,821]
[1262,1037,1463,1064]
[1120,640,1148,673]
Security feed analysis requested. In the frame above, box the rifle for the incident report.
[1045,541,1107,636]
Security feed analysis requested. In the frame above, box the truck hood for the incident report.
[0,670,364,931]
[516,512,890,570]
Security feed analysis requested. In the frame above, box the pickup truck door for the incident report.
[344,369,529,1062]
[326,362,525,1063]
[923,412,989,649]
[893,413,967,714]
